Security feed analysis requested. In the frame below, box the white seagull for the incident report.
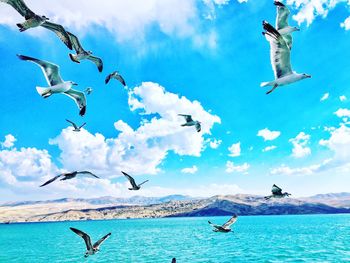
[178,114,201,132]
[105,71,126,86]
[66,119,86,132]
[70,227,111,258]
[208,215,238,233]
[260,2,311,95]
[17,54,87,116]
[122,171,149,190]
[39,171,99,187]
[264,184,291,200]
[0,0,72,50]
[67,31,103,72]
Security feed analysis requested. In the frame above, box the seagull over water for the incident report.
[178,114,201,132]
[105,71,126,86]
[66,119,86,132]
[260,1,311,95]
[39,171,99,187]
[70,227,111,258]
[122,171,149,190]
[264,184,291,200]
[67,31,103,72]
[0,0,72,50]
[208,215,238,233]
[17,54,87,116]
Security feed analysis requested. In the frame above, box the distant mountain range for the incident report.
[1,193,350,223]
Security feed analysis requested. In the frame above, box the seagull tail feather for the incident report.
[260,81,272,87]
[36,87,52,98]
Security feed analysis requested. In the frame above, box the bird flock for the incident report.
[2,0,309,260]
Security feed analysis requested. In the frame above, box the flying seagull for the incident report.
[208,215,238,233]
[178,114,201,132]
[17,54,87,116]
[105,71,126,86]
[40,171,99,187]
[121,171,149,190]
[66,119,86,132]
[264,184,291,200]
[70,227,111,258]
[0,0,72,50]
[85,87,93,95]
[67,31,103,72]
[260,2,311,94]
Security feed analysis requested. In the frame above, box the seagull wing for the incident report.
[222,215,238,229]
[122,171,137,188]
[17,54,63,86]
[137,180,149,187]
[2,0,35,19]
[41,21,72,50]
[274,1,289,30]
[272,184,283,195]
[63,89,86,116]
[195,122,201,132]
[77,171,100,179]
[263,21,292,79]
[67,31,85,54]
[93,233,111,249]
[208,221,221,229]
[39,174,63,187]
[178,114,193,123]
[87,55,103,72]
[79,122,86,129]
[66,119,78,129]
[114,72,126,86]
[70,227,93,251]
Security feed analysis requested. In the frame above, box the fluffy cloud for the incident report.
[1,134,16,149]
[50,82,220,176]
[341,16,350,30]
[334,108,350,118]
[208,138,222,149]
[320,92,329,101]
[228,142,241,157]
[262,145,277,152]
[257,128,281,141]
[289,132,311,158]
[225,161,249,173]
[181,165,198,174]
[270,160,330,176]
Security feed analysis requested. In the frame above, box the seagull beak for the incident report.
[72,82,78,86]
[306,75,311,78]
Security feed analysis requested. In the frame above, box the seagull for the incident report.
[178,114,201,132]
[67,31,103,72]
[105,71,126,86]
[264,184,291,200]
[70,227,111,258]
[121,171,149,190]
[39,171,99,187]
[208,215,238,233]
[260,3,311,95]
[17,54,87,116]
[0,0,72,50]
[85,87,93,95]
[66,119,86,132]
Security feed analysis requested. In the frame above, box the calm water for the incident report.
[0,214,349,262]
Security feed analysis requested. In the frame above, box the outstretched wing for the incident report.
[178,114,193,123]
[70,227,93,251]
[87,55,103,72]
[274,1,290,30]
[195,122,201,132]
[41,21,73,50]
[1,0,35,19]
[93,232,111,249]
[17,54,63,86]
[138,180,149,187]
[66,119,78,129]
[39,174,62,187]
[208,221,222,230]
[105,71,126,86]
[77,171,100,179]
[222,215,238,229]
[67,31,85,54]
[79,123,86,129]
[272,184,283,195]
[122,171,137,188]
[63,89,86,116]
[262,21,292,79]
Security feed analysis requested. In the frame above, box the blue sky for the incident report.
[1,0,350,201]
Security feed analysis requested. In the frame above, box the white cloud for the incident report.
[289,132,311,158]
[341,16,350,30]
[262,145,277,152]
[270,160,330,176]
[334,108,350,118]
[228,142,241,157]
[225,161,249,173]
[340,95,347,102]
[320,92,329,101]
[209,138,222,149]
[181,165,198,174]
[1,134,16,148]
[257,128,281,141]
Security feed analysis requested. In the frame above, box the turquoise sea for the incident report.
[1,214,349,262]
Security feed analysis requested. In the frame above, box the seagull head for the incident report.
[87,51,93,55]
[69,81,78,86]
[41,16,49,21]
[302,73,311,79]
